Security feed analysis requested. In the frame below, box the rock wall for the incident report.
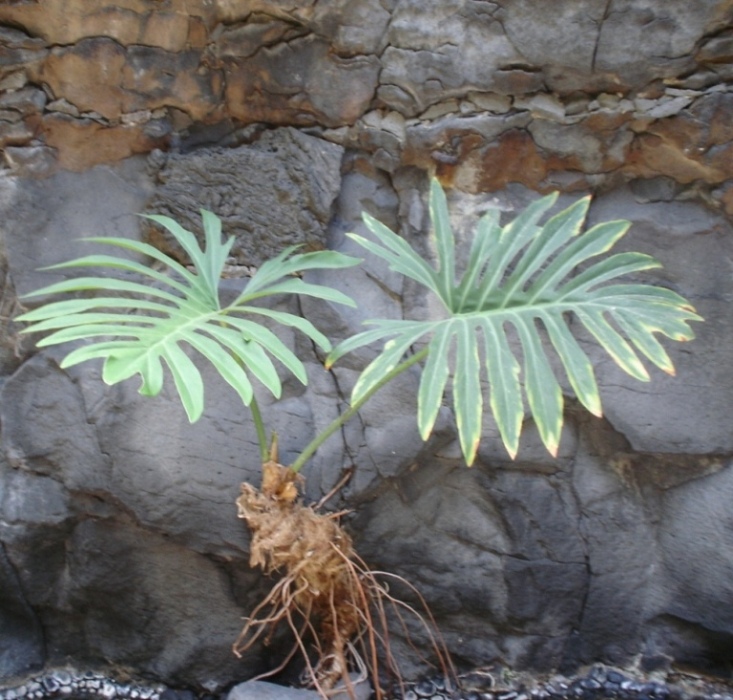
[2,0,733,691]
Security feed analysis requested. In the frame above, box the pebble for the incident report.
[1,666,732,700]
[0,671,164,700]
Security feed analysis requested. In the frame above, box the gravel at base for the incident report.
[390,666,733,700]
[1,666,732,700]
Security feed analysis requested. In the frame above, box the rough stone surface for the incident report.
[2,0,733,693]
[227,677,370,700]
[144,128,344,266]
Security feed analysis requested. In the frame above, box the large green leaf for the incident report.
[18,210,359,422]
[328,179,702,464]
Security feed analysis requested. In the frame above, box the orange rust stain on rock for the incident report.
[40,115,165,171]
[583,110,632,132]
[627,131,731,184]
[33,39,127,121]
[476,130,551,192]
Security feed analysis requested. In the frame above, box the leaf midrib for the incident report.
[452,296,626,321]
[112,300,246,361]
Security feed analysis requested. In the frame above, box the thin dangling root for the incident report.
[233,452,454,699]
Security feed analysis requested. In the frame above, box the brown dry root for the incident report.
[234,459,453,699]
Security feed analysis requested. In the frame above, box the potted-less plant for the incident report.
[16,179,701,697]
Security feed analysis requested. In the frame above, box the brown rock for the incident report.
[39,114,163,171]
[33,39,127,120]
[224,35,379,127]
[475,129,551,191]
[187,15,210,50]
[136,10,196,52]
[628,132,727,184]
[626,92,733,184]
[216,17,308,59]
[0,119,36,148]
[121,47,224,122]
[696,33,733,64]
[409,124,589,194]
[529,113,633,174]
[33,39,223,123]
[0,0,209,50]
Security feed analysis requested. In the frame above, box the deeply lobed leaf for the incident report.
[18,210,359,422]
[329,179,702,464]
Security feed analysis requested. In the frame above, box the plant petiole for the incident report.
[288,346,429,474]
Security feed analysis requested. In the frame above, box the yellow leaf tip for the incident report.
[546,437,560,458]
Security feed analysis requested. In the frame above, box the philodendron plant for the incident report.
[17,179,701,695]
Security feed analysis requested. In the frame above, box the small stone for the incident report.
[321,126,349,144]
[646,96,693,119]
[414,681,436,697]
[52,671,71,687]
[596,93,621,109]
[515,93,565,120]
[468,91,512,113]
[121,110,152,126]
[0,119,34,146]
[0,71,28,92]
[41,678,60,694]
[421,100,460,120]
[46,99,80,117]
[431,677,452,693]
[633,97,658,113]
[381,111,407,139]
[0,86,46,116]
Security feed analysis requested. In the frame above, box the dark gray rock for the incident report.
[585,189,733,454]
[4,155,733,687]
[2,0,733,687]
[0,539,44,681]
[1,159,155,298]
[144,128,344,267]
